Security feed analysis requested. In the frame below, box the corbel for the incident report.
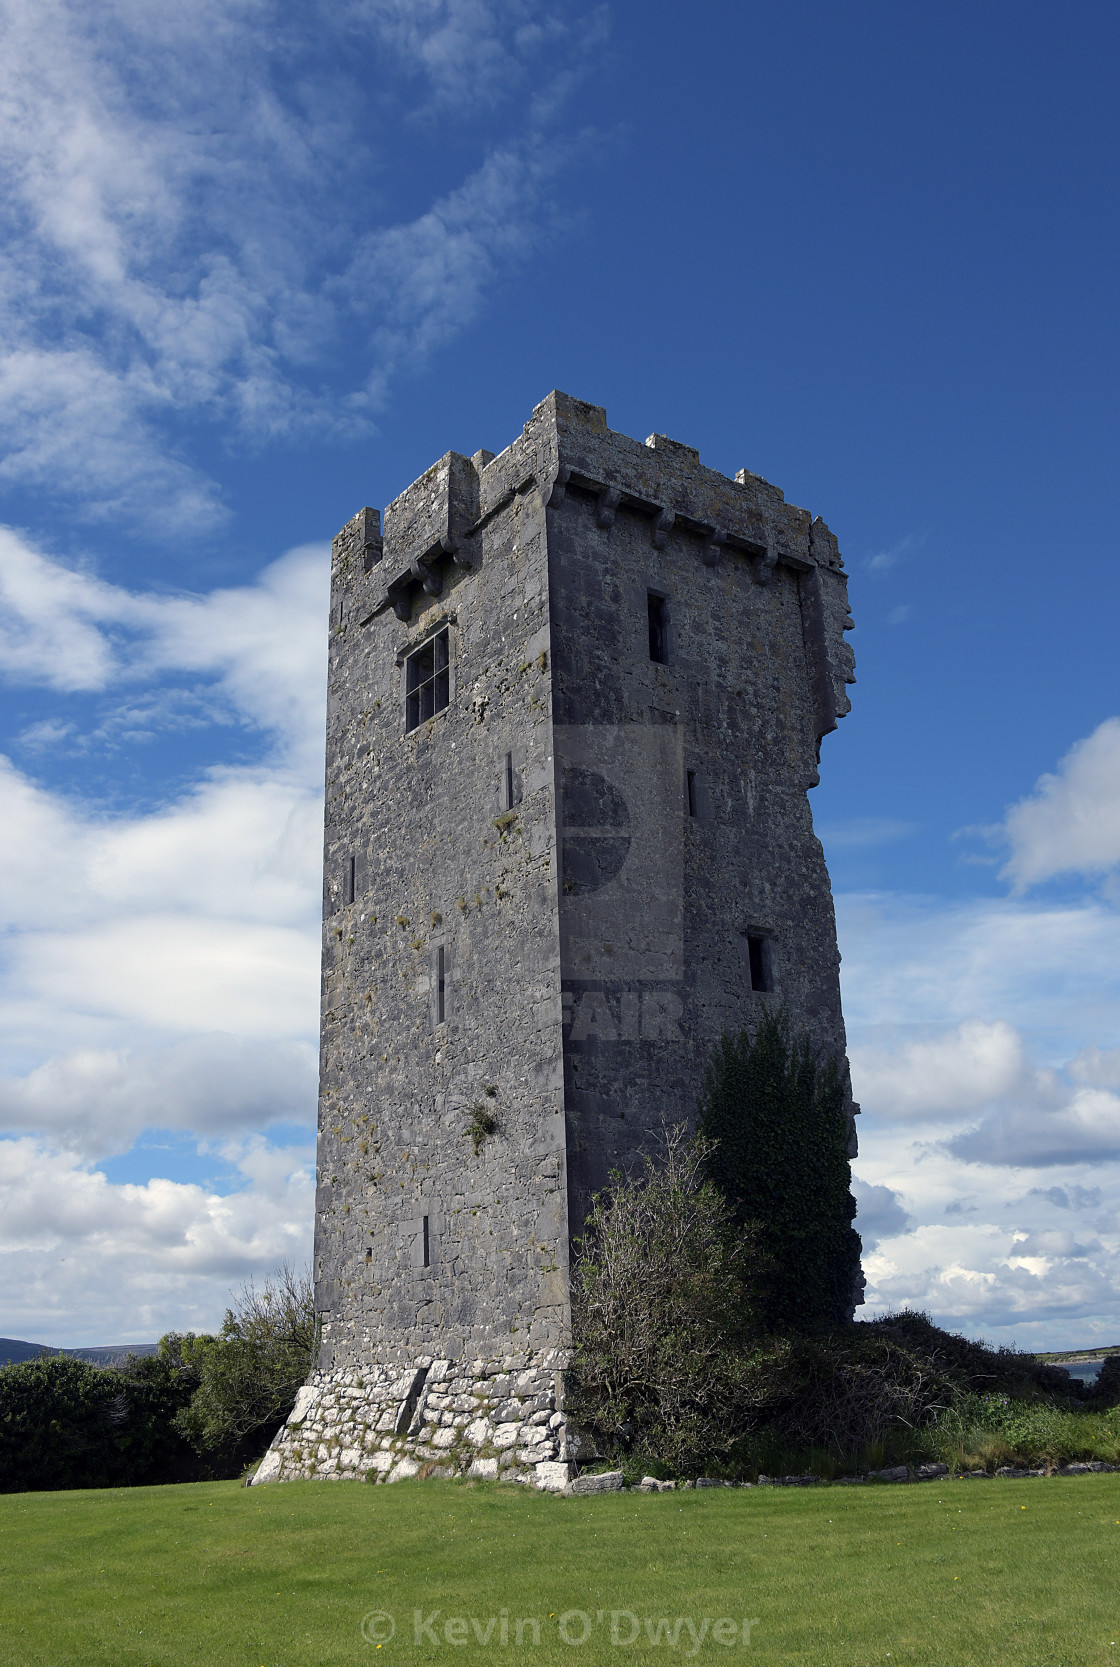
[699,528,727,567]
[651,507,675,549]
[440,529,477,571]
[752,547,779,586]
[535,463,571,507]
[410,554,443,597]
[596,485,622,528]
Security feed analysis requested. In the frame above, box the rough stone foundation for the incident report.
[252,1351,570,1491]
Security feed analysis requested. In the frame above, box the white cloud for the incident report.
[837,890,1120,1055]
[0,542,325,1099]
[0,1036,316,1160]
[351,0,571,111]
[0,524,133,690]
[851,1177,911,1251]
[850,1019,1025,1121]
[948,1084,1120,1168]
[135,544,332,772]
[815,816,918,850]
[0,752,324,1057]
[0,525,329,766]
[348,136,570,390]
[864,532,925,573]
[840,876,1120,1344]
[13,916,319,1041]
[996,717,1120,890]
[0,0,593,527]
[862,1217,1120,1344]
[1070,1044,1120,1090]
[0,528,328,1337]
[1028,1184,1102,1211]
[0,1135,314,1342]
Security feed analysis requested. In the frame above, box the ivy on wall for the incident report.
[698,1008,862,1334]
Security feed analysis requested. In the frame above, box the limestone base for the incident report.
[251,1350,570,1493]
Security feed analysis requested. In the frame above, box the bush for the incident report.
[173,1262,316,1473]
[568,1130,1114,1481]
[0,1350,200,1494]
[763,1310,1046,1461]
[568,1127,787,1475]
[697,1008,862,1332]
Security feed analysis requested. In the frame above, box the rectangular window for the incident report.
[422,1215,430,1268]
[405,629,450,731]
[504,751,523,810]
[648,593,668,663]
[436,946,446,1024]
[686,770,698,818]
[344,854,356,905]
[747,933,773,993]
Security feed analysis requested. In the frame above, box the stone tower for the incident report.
[253,391,857,1489]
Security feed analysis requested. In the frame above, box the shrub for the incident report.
[173,1262,316,1472]
[1092,1354,1120,1406]
[697,1008,862,1332]
[765,1310,1044,1460]
[568,1126,786,1474]
[0,1350,200,1494]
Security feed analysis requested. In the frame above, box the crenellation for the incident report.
[255,392,858,1492]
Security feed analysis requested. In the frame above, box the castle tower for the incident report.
[253,392,857,1489]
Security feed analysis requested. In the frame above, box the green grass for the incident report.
[1,1475,1119,1665]
[1038,1349,1120,1364]
[927,1396,1120,1474]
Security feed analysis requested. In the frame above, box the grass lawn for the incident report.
[0,1475,1118,1666]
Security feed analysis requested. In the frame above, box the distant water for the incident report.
[1054,1360,1104,1385]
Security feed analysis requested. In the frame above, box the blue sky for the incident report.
[0,0,1118,1349]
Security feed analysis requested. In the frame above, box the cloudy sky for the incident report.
[0,0,1117,1350]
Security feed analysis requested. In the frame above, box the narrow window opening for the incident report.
[505,751,515,811]
[422,1215,430,1268]
[436,946,446,1024]
[345,853,356,905]
[686,769,698,818]
[647,593,668,664]
[405,629,450,732]
[747,933,773,993]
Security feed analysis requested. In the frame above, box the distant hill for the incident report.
[0,1338,158,1367]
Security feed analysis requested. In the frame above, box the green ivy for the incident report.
[697,1007,861,1334]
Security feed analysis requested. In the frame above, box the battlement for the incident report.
[331,392,853,736]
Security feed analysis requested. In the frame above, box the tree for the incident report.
[568,1127,784,1473]
[173,1262,316,1472]
[697,1008,862,1333]
[0,1350,200,1493]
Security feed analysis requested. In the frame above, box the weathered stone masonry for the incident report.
[254,391,857,1489]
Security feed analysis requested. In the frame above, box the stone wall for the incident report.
[253,1351,569,1491]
